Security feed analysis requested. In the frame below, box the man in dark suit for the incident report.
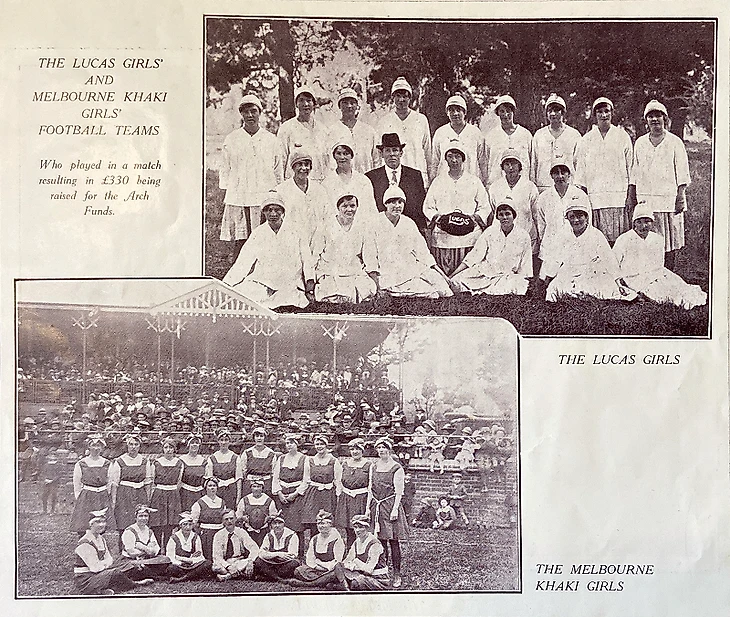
[366,133,427,233]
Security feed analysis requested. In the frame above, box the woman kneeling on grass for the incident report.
[451,197,533,295]
[613,202,707,309]
[74,508,154,595]
[540,201,636,302]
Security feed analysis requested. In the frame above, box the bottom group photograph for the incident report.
[15,277,520,597]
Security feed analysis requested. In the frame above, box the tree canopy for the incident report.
[206,18,715,136]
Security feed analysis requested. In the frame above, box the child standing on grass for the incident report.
[448,473,470,527]
[41,448,62,514]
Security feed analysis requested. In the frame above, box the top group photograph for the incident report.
[203,17,716,338]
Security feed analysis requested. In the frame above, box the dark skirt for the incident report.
[334,492,368,529]
[71,490,115,533]
[432,246,472,277]
[254,555,300,581]
[74,567,136,595]
[339,563,390,590]
[166,559,213,581]
[114,485,148,530]
[149,488,181,527]
[300,487,336,525]
[277,493,305,532]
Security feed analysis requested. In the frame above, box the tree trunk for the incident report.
[272,21,295,121]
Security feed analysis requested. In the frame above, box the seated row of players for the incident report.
[223,139,704,309]
[74,433,407,593]
[222,80,697,284]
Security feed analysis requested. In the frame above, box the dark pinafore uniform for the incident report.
[370,462,409,540]
[334,459,371,528]
[340,535,390,590]
[196,497,225,560]
[211,452,238,509]
[277,454,305,531]
[293,532,342,582]
[300,455,336,525]
[180,456,207,513]
[241,493,273,545]
[114,456,148,530]
[70,459,114,532]
[149,458,182,527]
[243,446,275,496]
[74,535,135,595]
[167,530,212,580]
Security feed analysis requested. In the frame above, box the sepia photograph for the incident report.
[203,17,715,337]
[15,278,519,597]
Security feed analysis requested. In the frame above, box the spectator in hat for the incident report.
[326,87,379,174]
[484,94,534,186]
[377,76,433,186]
[219,94,283,264]
[423,139,489,276]
[255,511,301,580]
[432,94,488,186]
[70,434,114,535]
[288,509,346,589]
[236,478,278,546]
[613,202,706,309]
[109,434,150,547]
[73,509,152,595]
[534,158,591,276]
[530,94,581,192]
[374,185,455,298]
[574,97,634,245]
[628,99,691,271]
[212,508,260,581]
[366,436,408,588]
[338,514,390,590]
[276,148,329,249]
[205,428,241,509]
[366,132,428,233]
[18,416,38,482]
[322,138,379,223]
[487,149,540,257]
[451,197,533,295]
[411,496,439,528]
[311,192,380,303]
[165,511,213,582]
[148,436,184,550]
[222,191,315,309]
[540,201,635,302]
[120,505,171,580]
[335,438,372,547]
[278,85,329,182]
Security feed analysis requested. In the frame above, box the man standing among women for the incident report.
[71,430,410,593]
[219,77,704,310]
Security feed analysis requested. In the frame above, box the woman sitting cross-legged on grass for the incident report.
[539,201,636,302]
[73,508,154,595]
[286,509,346,589]
[120,504,171,581]
[451,197,533,295]
[613,202,707,309]
[335,514,391,590]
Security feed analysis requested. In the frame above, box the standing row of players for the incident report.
[71,430,412,592]
[218,78,705,310]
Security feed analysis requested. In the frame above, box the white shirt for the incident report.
[530,124,582,190]
[219,127,283,206]
[461,224,533,278]
[278,116,330,182]
[534,184,591,261]
[423,171,489,249]
[212,526,260,569]
[321,170,379,223]
[276,178,329,249]
[326,120,380,174]
[487,175,540,252]
[166,530,205,566]
[574,124,633,209]
[377,110,432,184]
[374,213,437,289]
[630,131,691,212]
[431,123,488,186]
[613,229,665,281]
[483,124,533,186]
[312,215,379,278]
[541,225,620,281]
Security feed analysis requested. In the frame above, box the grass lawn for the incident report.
[17,482,519,597]
[203,142,712,337]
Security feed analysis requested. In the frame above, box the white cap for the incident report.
[384,185,406,204]
[494,94,517,114]
[592,97,614,112]
[632,202,655,222]
[500,148,524,168]
[239,94,263,112]
[495,197,518,218]
[644,100,668,118]
[391,76,412,96]
[545,93,567,113]
[331,138,355,157]
[549,153,573,175]
[444,138,466,160]
[445,95,467,112]
[337,87,359,105]
[294,85,316,102]
[261,191,285,210]
[565,196,590,217]
[290,148,313,169]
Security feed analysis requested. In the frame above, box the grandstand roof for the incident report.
[16,278,275,318]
